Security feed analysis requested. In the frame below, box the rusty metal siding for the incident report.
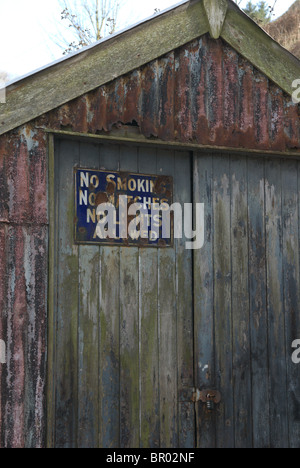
[0,32,299,448]
[38,35,300,152]
[0,130,48,448]
[0,224,48,448]
[0,130,48,226]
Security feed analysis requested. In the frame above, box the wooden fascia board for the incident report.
[0,1,209,136]
[222,2,300,96]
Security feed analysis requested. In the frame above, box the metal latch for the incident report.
[192,389,221,412]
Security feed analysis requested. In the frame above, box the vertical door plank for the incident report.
[157,149,177,448]
[230,156,252,448]
[138,148,160,448]
[78,246,100,447]
[99,144,121,448]
[55,139,80,448]
[248,157,270,448]
[77,143,100,448]
[265,159,289,448]
[282,160,300,448]
[119,146,140,448]
[175,151,194,448]
[213,154,234,448]
[194,153,215,448]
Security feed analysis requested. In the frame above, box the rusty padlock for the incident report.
[199,389,221,412]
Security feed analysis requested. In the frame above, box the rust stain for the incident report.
[157,53,175,141]
[95,191,109,205]
[153,175,173,197]
[158,239,167,247]
[106,181,116,195]
[123,70,141,126]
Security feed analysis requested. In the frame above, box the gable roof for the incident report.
[0,0,299,137]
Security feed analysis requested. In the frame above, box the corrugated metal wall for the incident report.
[39,35,300,152]
[0,33,299,447]
[0,132,48,447]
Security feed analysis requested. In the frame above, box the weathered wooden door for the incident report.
[47,138,194,448]
[193,153,300,448]
[48,141,300,448]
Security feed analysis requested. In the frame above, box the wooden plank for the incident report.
[138,147,160,448]
[230,155,252,448]
[213,154,234,448]
[99,144,121,448]
[265,158,289,448]
[54,139,80,448]
[157,149,177,448]
[175,151,194,448]
[44,129,300,159]
[99,245,121,448]
[77,142,100,448]
[283,160,300,448]
[119,146,140,448]
[193,153,215,448]
[78,246,100,448]
[247,157,270,448]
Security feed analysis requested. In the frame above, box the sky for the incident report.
[0,0,297,81]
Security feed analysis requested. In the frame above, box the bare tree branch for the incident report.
[56,0,123,55]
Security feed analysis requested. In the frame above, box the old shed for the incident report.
[0,0,300,448]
